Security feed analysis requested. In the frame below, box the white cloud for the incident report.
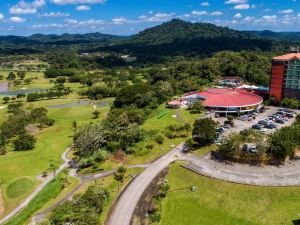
[225,0,247,4]
[65,18,104,25]
[262,15,277,21]
[33,23,64,28]
[51,0,106,5]
[10,0,46,14]
[145,13,175,22]
[210,11,223,16]
[234,13,242,18]
[0,13,4,20]
[39,12,70,17]
[201,2,210,6]
[10,16,26,23]
[112,17,127,24]
[278,9,294,14]
[191,10,207,16]
[243,16,255,22]
[76,5,91,10]
[233,4,250,9]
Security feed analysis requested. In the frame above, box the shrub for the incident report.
[13,134,36,151]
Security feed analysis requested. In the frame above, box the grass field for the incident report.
[0,99,109,218]
[5,171,78,225]
[159,163,300,225]
[0,70,82,91]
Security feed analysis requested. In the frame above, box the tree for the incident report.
[280,98,299,109]
[92,110,100,119]
[155,135,164,145]
[3,97,10,104]
[56,76,66,84]
[192,118,218,146]
[183,123,192,135]
[159,180,170,198]
[16,93,26,99]
[72,120,77,133]
[48,159,60,176]
[7,72,16,80]
[190,101,204,114]
[24,78,32,85]
[17,71,26,80]
[13,134,36,151]
[114,165,127,192]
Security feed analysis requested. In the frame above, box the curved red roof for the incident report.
[186,88,263,107]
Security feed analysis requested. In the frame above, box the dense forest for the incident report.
[0,19,296,62]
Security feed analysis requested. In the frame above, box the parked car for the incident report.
[275,119,285,124]
[286,113,294,118]
[252,124,262,130]
[265,123,277,129]
[216,127,225,133]
[258,120,270,125]
[223,124,231,129]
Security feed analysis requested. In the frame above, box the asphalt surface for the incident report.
[182,153,300,186]
[107,143,186,225]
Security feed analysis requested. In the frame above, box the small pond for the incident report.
[0,88,46,96]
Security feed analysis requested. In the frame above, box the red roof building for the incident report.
[183,88,263,115]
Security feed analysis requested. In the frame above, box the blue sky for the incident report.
[0,0,300,36]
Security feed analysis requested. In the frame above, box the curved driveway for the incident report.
[107,143,186,225]
[182,153,300,186]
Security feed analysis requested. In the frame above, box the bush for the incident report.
[13,134,36,151]
[155,135,164,144]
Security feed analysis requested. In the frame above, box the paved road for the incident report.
[29,164,149,225]
[0,148,72,225]
[107,143,186,225]
[181,153,300,186]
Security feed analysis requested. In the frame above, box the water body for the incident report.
[0,88,46,96]
[47,100,111,109]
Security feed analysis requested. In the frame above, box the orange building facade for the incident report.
[270,53,300,102]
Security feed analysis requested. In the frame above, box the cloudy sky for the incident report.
[0,0,300,36]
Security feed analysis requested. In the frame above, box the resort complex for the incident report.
[168,87,263,116]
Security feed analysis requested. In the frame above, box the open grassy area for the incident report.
[0,70,82,91]
[160,163,300,225]
[0,99,109,218]
[5,171,77,225]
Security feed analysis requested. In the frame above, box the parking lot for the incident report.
[213,106,298,139]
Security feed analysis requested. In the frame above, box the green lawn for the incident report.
[0,70,83,91]
[0,100,109,218]
[4,171,76,225]
[160,163,300,225]
[6,178,35,199]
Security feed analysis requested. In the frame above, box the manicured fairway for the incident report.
[0,101,109,218]
[160,163,300,225]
